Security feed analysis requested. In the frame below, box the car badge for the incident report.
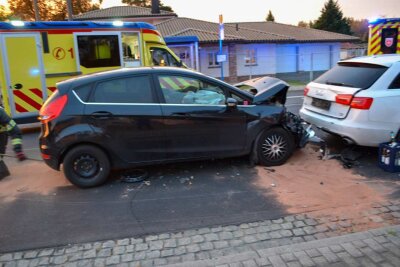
[316,89,324,96]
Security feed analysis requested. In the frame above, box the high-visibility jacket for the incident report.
[0,107,22,154]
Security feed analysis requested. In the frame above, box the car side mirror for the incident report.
[226,97,237,108]
[176,60,183,67]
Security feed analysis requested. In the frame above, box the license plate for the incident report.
[312,98,331,110]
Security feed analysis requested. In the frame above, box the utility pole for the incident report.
[67,0,73,21]
[219,14,224,81]
[33,0,40,21]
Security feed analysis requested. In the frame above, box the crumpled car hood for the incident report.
[235,76,289,105]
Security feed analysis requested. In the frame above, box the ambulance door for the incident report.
[0,34,46,118]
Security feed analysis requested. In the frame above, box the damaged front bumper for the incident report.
[284,112,317,148]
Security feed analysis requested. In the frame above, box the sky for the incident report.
[100,0,400,25]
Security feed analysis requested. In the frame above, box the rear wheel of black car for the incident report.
[257,127,295,166]
[63,145,110,188]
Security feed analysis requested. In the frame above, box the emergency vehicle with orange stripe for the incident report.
[0,21,183,123]
[368,18,400,55]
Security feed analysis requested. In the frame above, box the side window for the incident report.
[389,73,400,89]
[73,84,93,102]
[229,92,250,105]
[77,35,121,68]
[158,75,226,105]
[90,75,154,103]
[208,52,220,68]
[150,48,180,67]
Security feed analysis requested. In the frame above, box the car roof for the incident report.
[58,67,203,86]
[340,54,400,67]
[56,67,243,94]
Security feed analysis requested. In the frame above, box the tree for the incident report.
[265,10,275,22]
[0,5,9,21]
[51,0,101,21]
[122,0,174,12]
[311,0,351,35]
[298,21,309,28]
[7,0,100,21]
[348,18,369,42]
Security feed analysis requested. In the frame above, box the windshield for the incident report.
[314,62,388,89]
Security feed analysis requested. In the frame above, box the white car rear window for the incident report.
[314,63,388,89]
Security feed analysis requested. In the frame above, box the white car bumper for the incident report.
[299,107,394,147]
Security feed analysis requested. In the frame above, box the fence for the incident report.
[172,48,366,85]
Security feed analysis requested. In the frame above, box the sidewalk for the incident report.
[1,200,399,267]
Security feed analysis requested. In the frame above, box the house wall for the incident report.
[298,43,341,71]
[198,45,230,78]
[276,44,298,73]
[236,44,276,76]
[195,42,341,83]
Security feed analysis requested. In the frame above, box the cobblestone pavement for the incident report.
[1,200,399,267]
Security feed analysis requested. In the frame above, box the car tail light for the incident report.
[41,153,51,160]
[350,97,373,110]
[304,87,310,96]
[335,94,353,105]
[336,94,373,110]
[39,92,68,123]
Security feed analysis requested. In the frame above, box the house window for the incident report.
[245,49,257,65]
[208,52,220,68]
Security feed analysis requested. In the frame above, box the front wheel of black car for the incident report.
[63,145,110,188]
[257,127,295,166]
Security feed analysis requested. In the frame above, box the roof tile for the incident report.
[156,18,359,43]
[73,6,176,20]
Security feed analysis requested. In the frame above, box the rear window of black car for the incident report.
[314,63,388,89]
[73,84,92,102]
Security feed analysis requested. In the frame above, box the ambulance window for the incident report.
[122,32,140,61]
[73,84,93,102]
[77,35,121,68]
[150,48,180,67]
[90,75,155,104]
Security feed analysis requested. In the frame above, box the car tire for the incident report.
[63,145,110,188]
[256,127,295,166]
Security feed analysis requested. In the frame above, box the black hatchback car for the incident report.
[39,67,309,188]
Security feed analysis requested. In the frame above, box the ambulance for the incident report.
[368,18,400,55]
[0,21,183,123]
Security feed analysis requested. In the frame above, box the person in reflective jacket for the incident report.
[0,107,26,179]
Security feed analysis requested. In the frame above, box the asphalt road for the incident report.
[1,89,397,253]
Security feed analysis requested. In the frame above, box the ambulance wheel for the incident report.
[63,145,110,188]
[256,127,294,166]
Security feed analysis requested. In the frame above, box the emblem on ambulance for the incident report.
[52,47,66,60]
[385,38,394,47]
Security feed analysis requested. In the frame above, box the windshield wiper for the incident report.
[325,81,355,88]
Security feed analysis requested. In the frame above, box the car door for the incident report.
[368,64,400,131]
[84,74,165,163]
[154,73,247,159]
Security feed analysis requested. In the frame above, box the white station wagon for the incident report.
[300,54,400,147]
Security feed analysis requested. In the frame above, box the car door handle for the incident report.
[172,112,191,117]
[91,111,113,119]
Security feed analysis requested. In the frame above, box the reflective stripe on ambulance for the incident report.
[13,87,56,113]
